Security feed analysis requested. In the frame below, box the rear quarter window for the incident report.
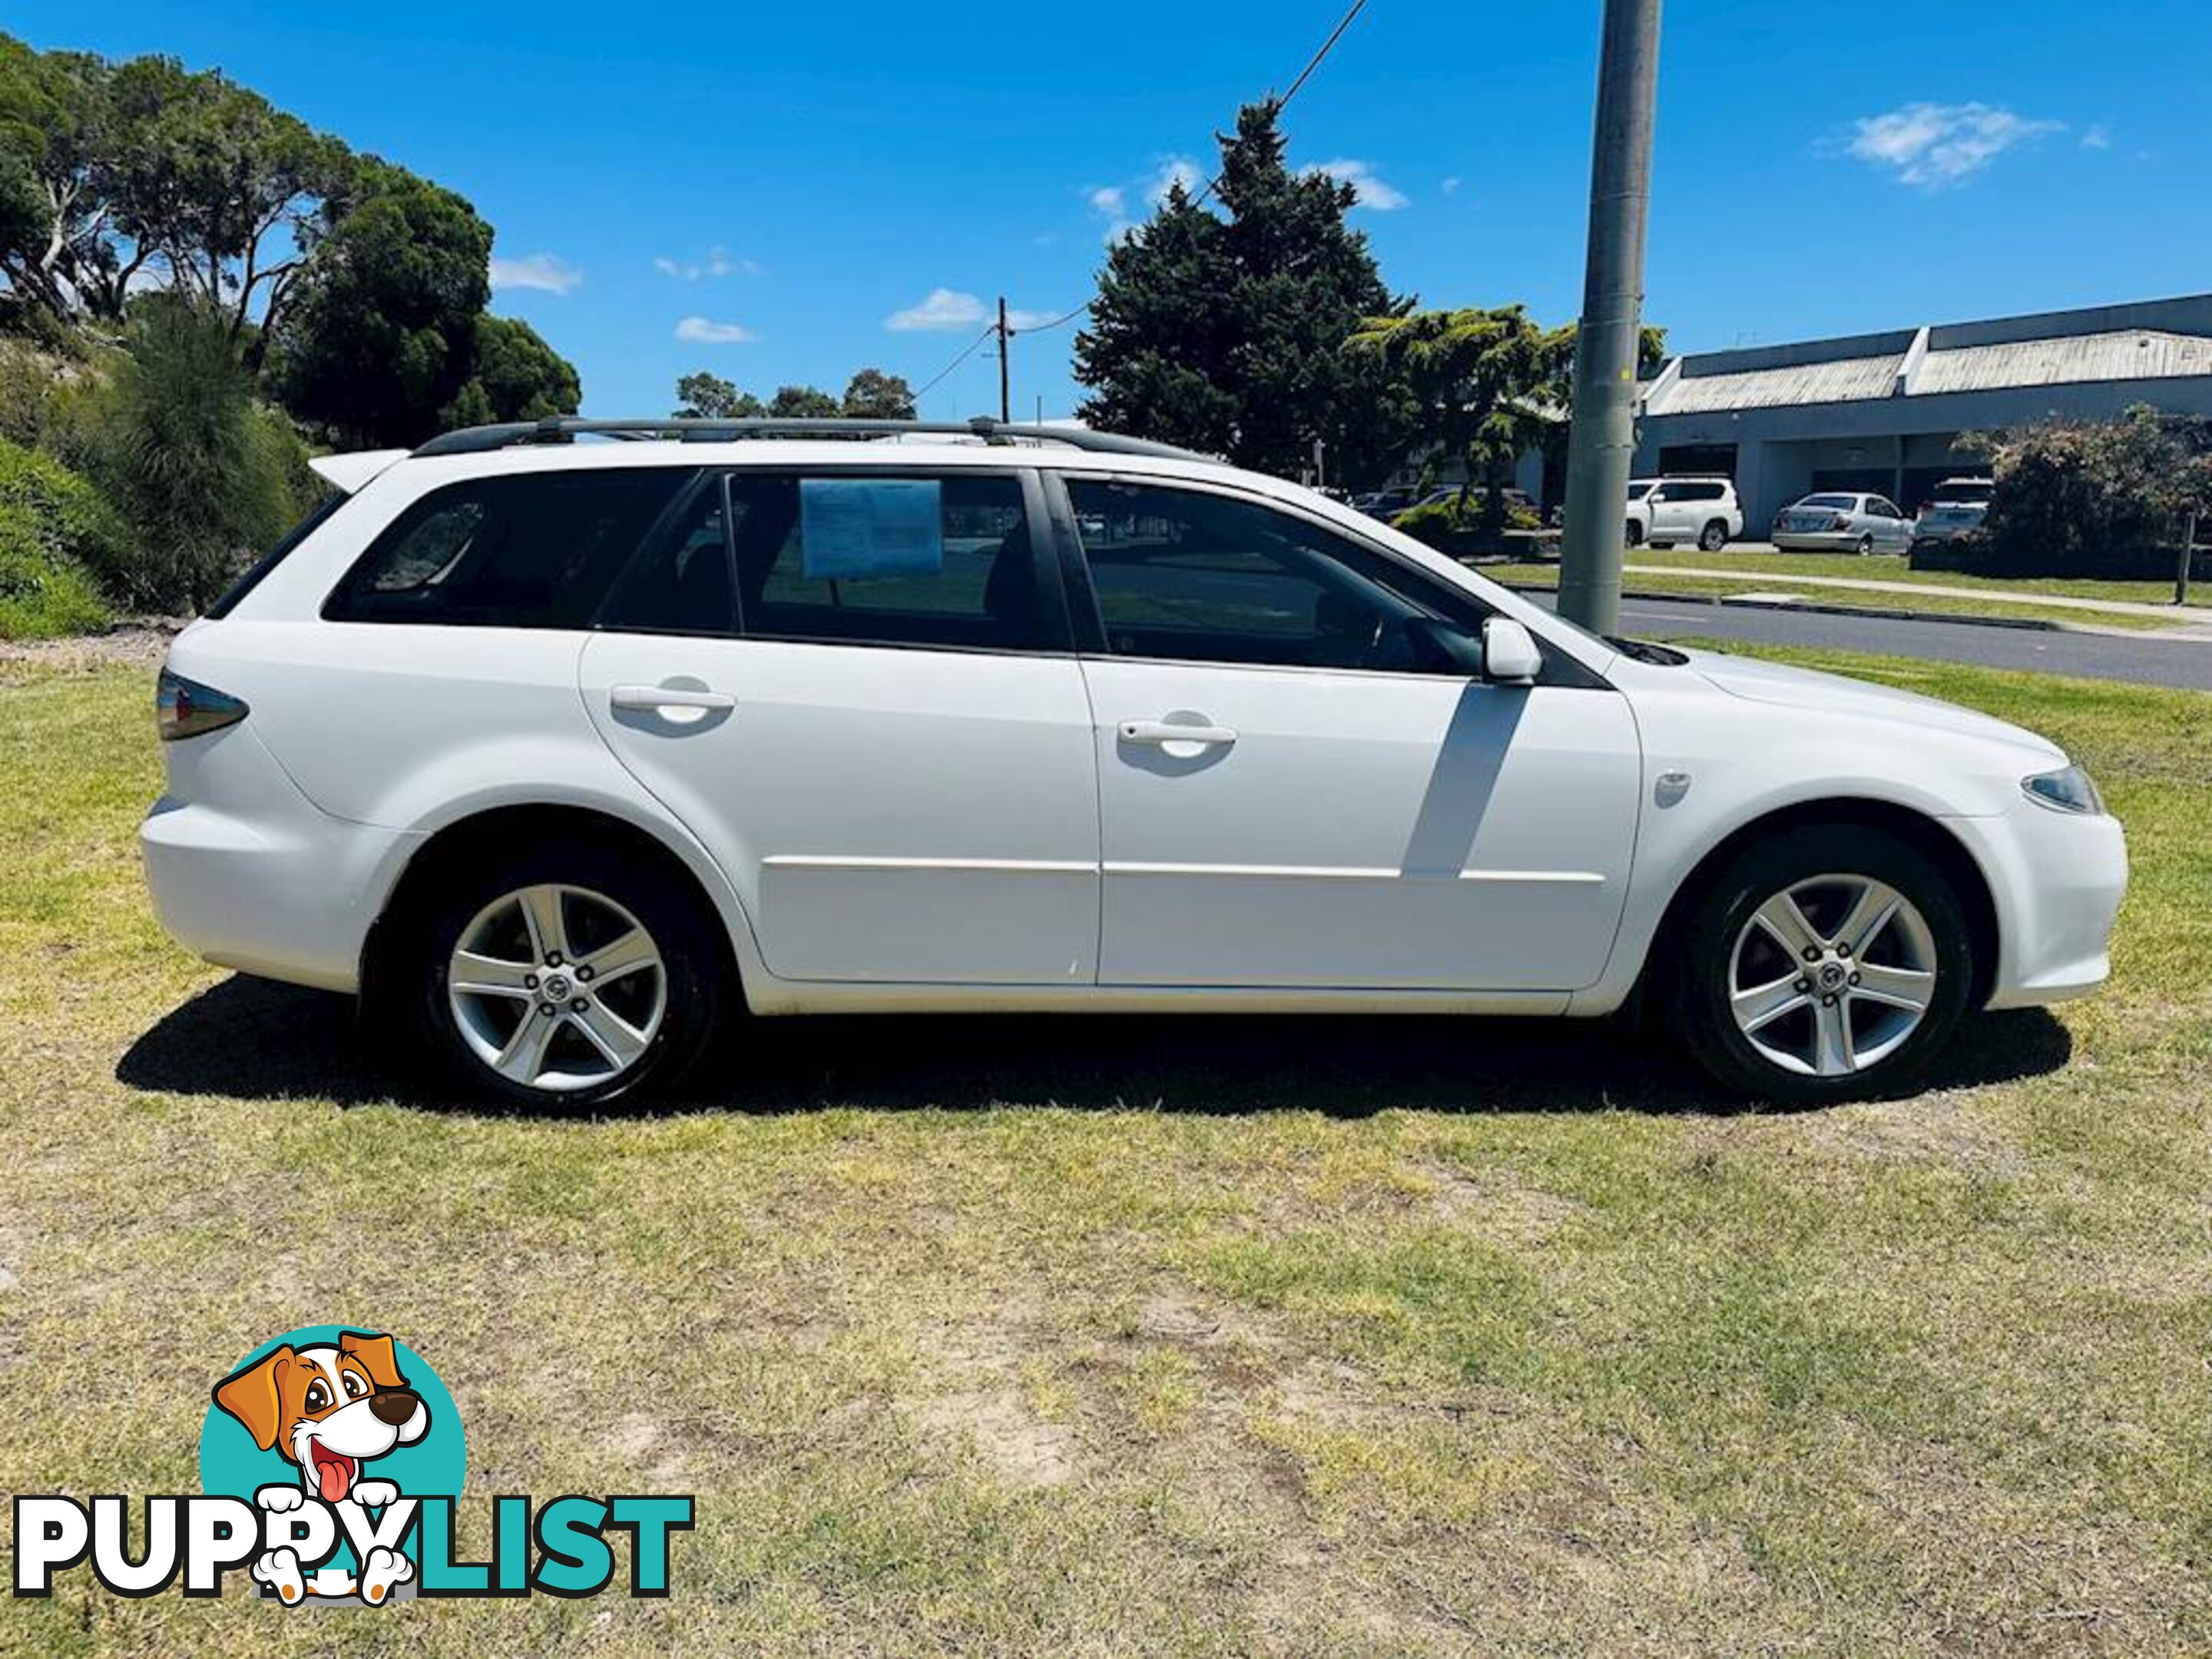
[323,468,693,628]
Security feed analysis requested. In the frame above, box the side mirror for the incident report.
[1481,618,1543,685]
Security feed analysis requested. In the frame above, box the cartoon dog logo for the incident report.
[211,1330,428,1604]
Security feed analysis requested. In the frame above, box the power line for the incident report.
[1191,0,1372,208]
[1013,302,1090,336]
[915,0,1376,406]
[911,322,995,402]
[1277,0,1371,114]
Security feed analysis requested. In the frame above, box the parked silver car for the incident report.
[1911,502,1989,556]
[1771,492,1914,555]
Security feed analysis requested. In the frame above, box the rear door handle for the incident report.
[1119,720,1237,748]
[611,684,736,712]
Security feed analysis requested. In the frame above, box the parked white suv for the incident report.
[1625,477,1742,551]
[144,418,2125,1108]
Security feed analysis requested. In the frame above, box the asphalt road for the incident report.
[1525,592,2212,690]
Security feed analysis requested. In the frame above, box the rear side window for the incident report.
[597,478,734,635]
[727,472,1054,651]
[324,469,691,628]
[204,489,348,620]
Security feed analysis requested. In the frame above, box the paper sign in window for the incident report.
[799,479,944,579]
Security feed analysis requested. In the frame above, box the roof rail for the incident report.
[410,415,1221,464]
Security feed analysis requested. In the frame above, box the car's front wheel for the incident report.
[1671,826,1975,1104]
[402,839,724,1107]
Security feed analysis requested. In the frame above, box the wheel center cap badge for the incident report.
[1818,962,1847,990]
[543,974,573,1001]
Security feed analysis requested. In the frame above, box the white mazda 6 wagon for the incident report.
[141,417,2127,1108]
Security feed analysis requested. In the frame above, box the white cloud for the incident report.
[884,288,1057,332]
[886,287,988,331]
[488,252,582,295]
[1843,102,2064,188]
[2081,124,2113,151]
[1441,176,1462,196]
[1078,161,1200,245]
[1144,157,1204,207]
[655,247,760,280]
[1308,158,1409,211]
[673,315,757,344]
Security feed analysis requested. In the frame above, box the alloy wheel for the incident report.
[445,883,666,1093]
[1727,873,1938,1078]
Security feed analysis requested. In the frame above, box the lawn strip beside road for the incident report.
[1617,545,2190,607]
[1490,564,2194,634]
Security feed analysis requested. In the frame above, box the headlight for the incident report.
[2022,764,2103,816]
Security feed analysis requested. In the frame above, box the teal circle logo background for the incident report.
[199,1326,465,1503]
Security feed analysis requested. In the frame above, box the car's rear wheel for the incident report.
[1671,826,1975,1104]
[1698,519,1729,552]
[403,839,723,1107]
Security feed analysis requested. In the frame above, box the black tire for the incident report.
[1669,825,1975,1106]
[399,837,725,1108]
[1856,534,1875,556]
[1624,518,1646,548]
[1698,520,1729,553]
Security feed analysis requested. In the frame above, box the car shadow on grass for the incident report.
[117,973,2075,1121]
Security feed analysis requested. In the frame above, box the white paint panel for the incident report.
[581,636,1101,984]
[1081,661,1641,989]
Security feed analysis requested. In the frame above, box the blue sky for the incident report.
[15,1,2212,424]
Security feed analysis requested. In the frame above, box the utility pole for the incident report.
[2181,507,2200,607]
[1556,0,1663,634]
[997,296,1012,423]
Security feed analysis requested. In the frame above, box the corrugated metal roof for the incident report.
[1914,329,2212,394]
[1647,352,1904,416]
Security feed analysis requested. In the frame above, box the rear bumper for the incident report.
[1772,531,1863,551]
[140,726,418,992]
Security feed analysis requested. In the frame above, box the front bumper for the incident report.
[141,725,418,992]
[1959,797,2129,1009]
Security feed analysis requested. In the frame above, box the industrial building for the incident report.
[1631,293,2212,527]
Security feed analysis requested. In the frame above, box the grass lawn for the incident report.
[1483,563,2188,633]
[1622,547,2191,606]
[2,649,2209,1654]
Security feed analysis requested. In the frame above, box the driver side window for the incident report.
[1065,479,1463,674]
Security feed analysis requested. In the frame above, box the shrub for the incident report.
[1393,492,1542,551]
[0,339,63,449]
[52,301,319,613]
[1969,406,2210,579]
[0,440,121,639]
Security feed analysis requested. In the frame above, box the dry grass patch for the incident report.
[2,654,2210,1653]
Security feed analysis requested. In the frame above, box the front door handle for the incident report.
[1119,719,1237,748]
[611,684,736,713]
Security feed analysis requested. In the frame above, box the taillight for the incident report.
[1829,515,1853,531]
[156,668,249,742]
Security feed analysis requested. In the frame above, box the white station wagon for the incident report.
[144,418,2126,1108]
